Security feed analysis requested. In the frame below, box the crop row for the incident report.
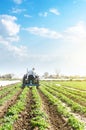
[50,83,86,107]
[0,85,49,130]
[40,84,85,130]
[60,86,86,99]
[0,87,29,130]
[44,83,86,116]
[0,83,19,94]
[44,81,86,104]
[31,87,49,130]
[0,85,17,99]
[0,84,21,106]
[45,81,86,99]
[56,81,86,90]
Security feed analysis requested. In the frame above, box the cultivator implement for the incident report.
[22,74,39,88]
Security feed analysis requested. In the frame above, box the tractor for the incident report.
[22,73,39,89]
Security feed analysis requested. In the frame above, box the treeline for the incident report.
[42,72,86,80]
[0,74,14,80]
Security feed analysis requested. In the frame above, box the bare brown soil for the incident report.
[38,89,72,130]
[13,88,73,130]
[0,86,74,130]
[0,89,22,118]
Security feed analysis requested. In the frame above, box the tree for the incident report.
[1,74,14,79]
[55,69,60,78]
[43,72,49,78]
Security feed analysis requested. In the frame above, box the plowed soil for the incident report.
[13,88,73,130]
[13,89,33,130]
[38,89,72,130]
[0,89,22,118]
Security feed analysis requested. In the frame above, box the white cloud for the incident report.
[63,21,86,42]
[28,22,86,75]
[13,0,22,4]
[39,12,48,17]
[11,8,26,14]
[7,44,28,58]
[39,8,60,17]
[60,21,86,75]
[24,14,32,18]
[49,8,60,15]
[0,36,28,58]
[24,27,62,39]
[0,14,28,58]
[0,15,20,39]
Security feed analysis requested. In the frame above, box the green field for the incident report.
[0,81,86,130]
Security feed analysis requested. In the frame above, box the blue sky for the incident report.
[0,0,86,76]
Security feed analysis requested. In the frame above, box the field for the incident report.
[0,81,86,130]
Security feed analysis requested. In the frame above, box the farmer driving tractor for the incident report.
[22,68,39,88]
[27,68,36,83]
